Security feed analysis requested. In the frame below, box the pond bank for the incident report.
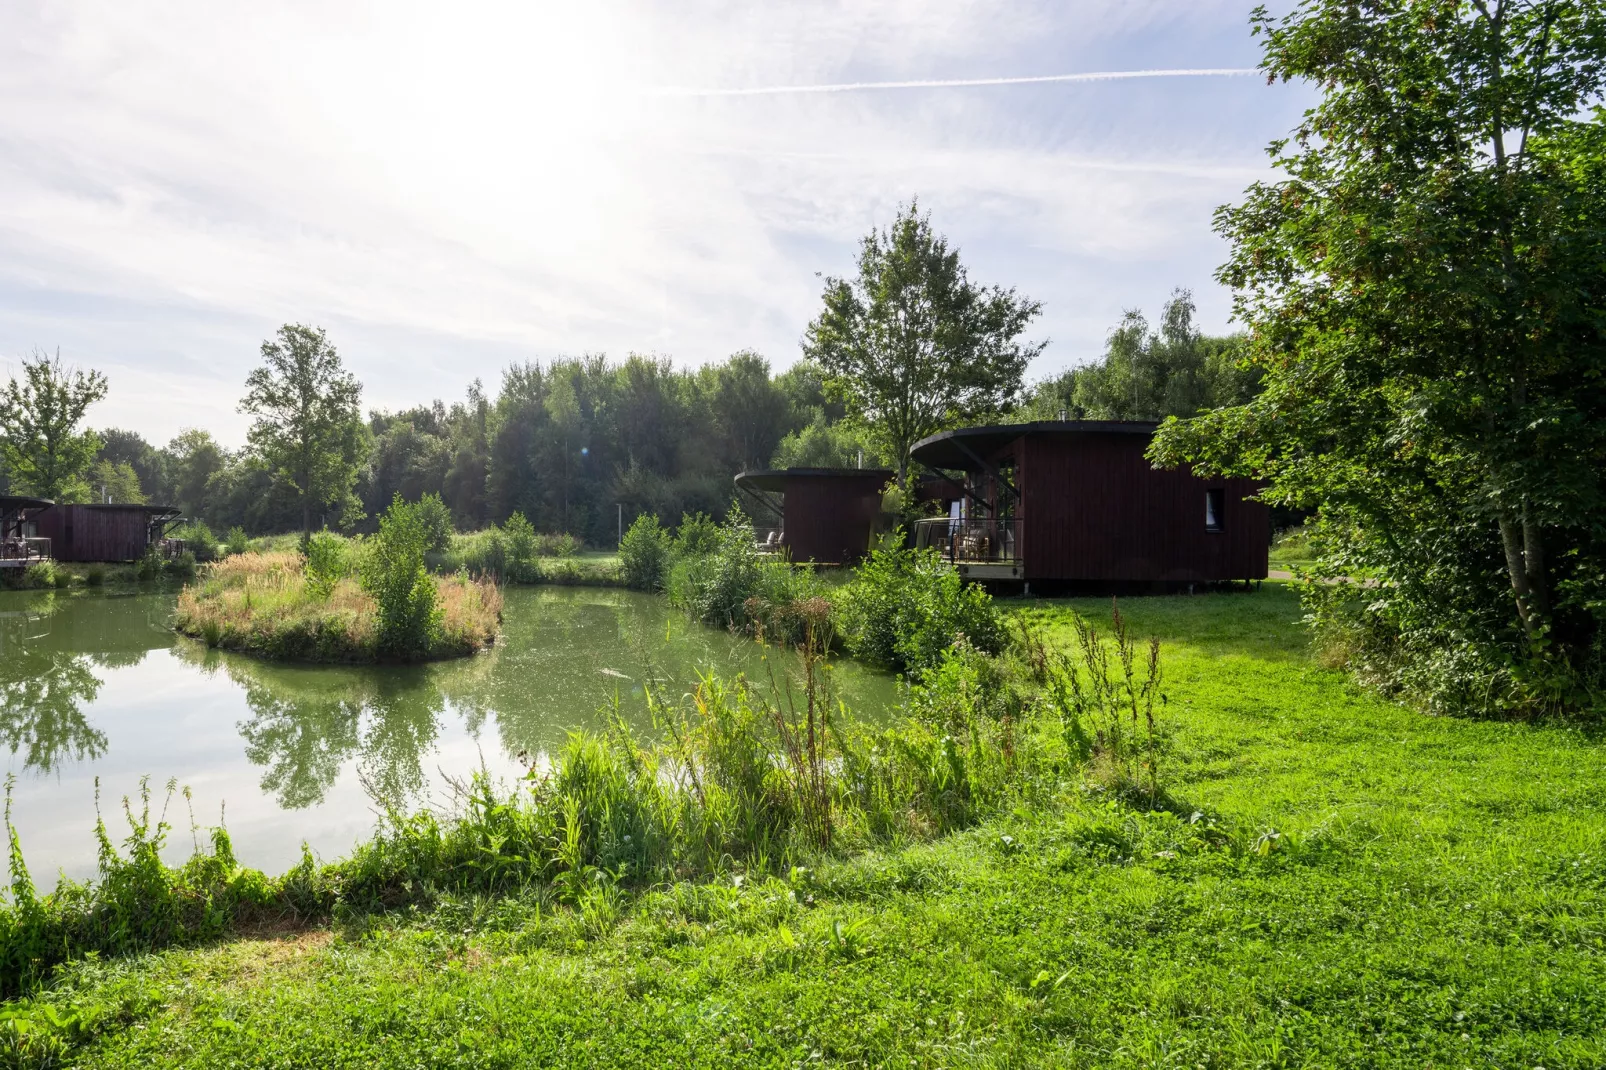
[5,584,1604,1065]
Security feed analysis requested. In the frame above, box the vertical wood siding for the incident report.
[1014,432,1268,582]
[782,472,888,565]
[33,506,155,563]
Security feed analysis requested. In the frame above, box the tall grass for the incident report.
[174,550,501,663]
[0,601,1168,999]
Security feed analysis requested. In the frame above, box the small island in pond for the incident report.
[175,520,500,664]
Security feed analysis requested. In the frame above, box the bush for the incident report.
[134,548,163,582]
[303,531,353,599]
[414,493,454,553]
[170,521,218,562]
[668,506,822,636]
[361,496,442,659]
[673,512,721,557]
[20,563,65,590]
[224,526,252,556]
[836,541,1005,676]
[163,550,197,580]
[620,514,671,590]
[84,565,107,587]
[504,513,539,580]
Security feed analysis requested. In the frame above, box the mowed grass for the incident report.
[24,583,1606,1068]
[173,551,502,662]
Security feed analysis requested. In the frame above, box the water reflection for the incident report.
[0,587,898,849]
[0,593,172,774]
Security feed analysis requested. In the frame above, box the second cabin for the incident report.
[908,420,1268,588]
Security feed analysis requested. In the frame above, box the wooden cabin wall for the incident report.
[33,506,155,563]
[781,473,887,565]
[1017,433,1268,582]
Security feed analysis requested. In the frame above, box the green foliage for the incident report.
[169,521,217,562]
[223,527,251,556]
[1018,289,1258,422]
[162,551,197,581]
[1151,1,1606,716]
[18,563,67,591]
[803,200,1045,477]
[503,512,537,580]
[303,532,352,600]
[412,492,453,552]
[619,514,670,590]
[672,512,720,558]
[240,324,367,540]
[770,416,883,470]
[360,497,441,659]
[667,505,817,633]
[836,541,1005,675]
[9,590,1606,1066]
[0,349,108,502]
[86,459,146,505]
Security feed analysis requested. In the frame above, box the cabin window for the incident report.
[1205,488,1225,533]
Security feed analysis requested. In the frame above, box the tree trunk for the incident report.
[1499,511,1549,645]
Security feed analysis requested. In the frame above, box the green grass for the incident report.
[8,583,1605,1067]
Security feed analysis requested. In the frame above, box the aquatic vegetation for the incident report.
[174,549,500,663]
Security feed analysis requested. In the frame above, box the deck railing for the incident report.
[0,537,51,566]
[913,517,1022,565]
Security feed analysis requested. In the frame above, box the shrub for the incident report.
[504,513,539,580]
[224,526,252,556]
[84,565,107,587]
[361,496,442,659]
[171,521,218,562]
[536,531,581,557]
[415,492,455,553]
[20,563,64,590]
[836,541,1005,676]
[620,514,671,590]
[163,550,197,580]
[134,548,163,582]
[303,531,352,599]
[674,511,721,557]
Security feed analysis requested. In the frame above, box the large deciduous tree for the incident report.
[803,202,1045,480]
[240,325,366,541]
[0,350,108,502]
[1151,0,1606,714]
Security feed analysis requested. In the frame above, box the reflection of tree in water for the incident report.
[0,652,109,773]
[0,595,121,773]
[189,647,503,810]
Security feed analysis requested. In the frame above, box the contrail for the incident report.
[650,68,1258,98]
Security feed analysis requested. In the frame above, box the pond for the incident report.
[0,586,899,884]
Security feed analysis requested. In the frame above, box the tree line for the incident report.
[1,203,1243,545]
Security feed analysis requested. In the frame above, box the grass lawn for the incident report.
[19,583,1606,1067]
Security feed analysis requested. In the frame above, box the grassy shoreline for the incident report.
[174,551,501,663]
[1,584,1602,1066]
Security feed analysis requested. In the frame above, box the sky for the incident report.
[0,1,1311,446]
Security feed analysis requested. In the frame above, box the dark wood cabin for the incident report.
[32,504,182,563]
[0,496,54,568]
[734,468,893,566]
[908,421,1268,587]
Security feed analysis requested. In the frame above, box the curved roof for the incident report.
[734,467,894,494]
[0,495,53,512]
[909,420,1159,470]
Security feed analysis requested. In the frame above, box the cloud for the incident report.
[0,0,1306,444]
[650,68,1258,98]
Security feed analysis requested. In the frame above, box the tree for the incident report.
[166,428,230,522]
[87,459,146,504]
[1020,290,1258,422]
[240,324,366,541]
[96,428,169,503]
[0,350,108,501]
[803,201,1045,480]
[1151,0,1606,715]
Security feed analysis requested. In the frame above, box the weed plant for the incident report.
[0,600,1160,1008]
